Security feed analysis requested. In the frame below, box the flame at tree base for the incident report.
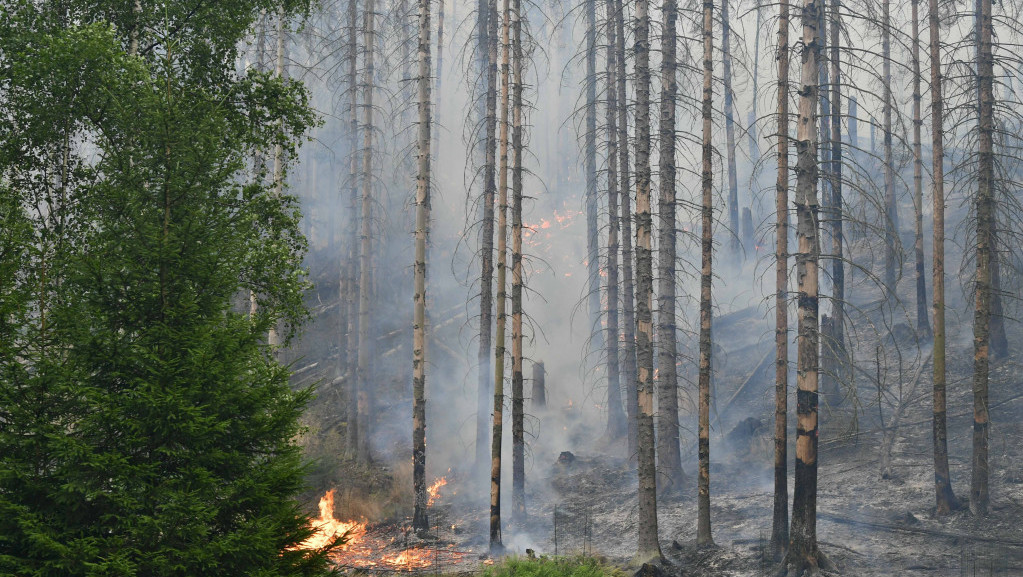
[297,488,468,571]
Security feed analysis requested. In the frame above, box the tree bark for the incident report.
[585,0,603,366]
[634,0,662,559]
[355,0,376,464]
[928,0,958,515]
[911,0,931,339]
[882,0,898,292]
[771,0,790,558]
[783,0,830,570]
[510,0,525,522]
[828,0,844,377]
[411,0,432,534]
[343,0,361,461]
[698,0,714,547]
[971,0,993,516]
[722,0,740,257]
[615,0,639,462]
[477,0,499,474]
[750,0,762,163]
[656,0,684,495]
[490,0,509,549]
[605,0,627,441]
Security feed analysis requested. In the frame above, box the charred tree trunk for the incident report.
[475,0,498,473]
[698,0,714,547]
[605,0,627,441]
[490,0,508,549]
[355,0,377,464]
[634,0,662,560]
[510,0,525,521]
[882,0,898,292]
[585,0,602,364]
[531,361,546,409]
[781,0,832,571]
[971,0,994,516]
[656,0,684,495]
[911,0,931,339]
[411,0,433,534]
[722,0,740,257]
[928,0,958,515]
[615,0,640,462]
[771,0,790,558]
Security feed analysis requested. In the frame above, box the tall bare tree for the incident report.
[634,0,662,559]
[771,0,790,558]
[411,0,433,535]
[585,0,602,366]
[827,0,845,389]
[615,0,640,460]
[882,0,898,291]
[605,0,627,441]
[656,0,684,494]
[510,0,526,521]
[355,0,377,464]
[475,0,499,473]
[781,0,833,570]
[971,0,994,516]
[698,0,714,547]
[722,0,740,256]
[489,0,508,549]
[344,0,362,461]
[929,0,958,514]
[911,0,931,338]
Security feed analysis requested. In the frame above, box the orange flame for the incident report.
[427,477,447,506]
[298,490,468,571]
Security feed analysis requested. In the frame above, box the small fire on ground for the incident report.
[298,481,467,571]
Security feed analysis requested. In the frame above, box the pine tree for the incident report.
[0,5,331,573]
[771,0,791,557]
[656,0,685,495]
[929,0,959,514]
[634,0,662,559]
[698,0,715,547]
[411,0,433,535]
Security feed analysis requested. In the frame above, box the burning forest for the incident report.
[4,0,1023,574]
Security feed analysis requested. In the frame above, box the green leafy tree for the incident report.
[0,2,332,574]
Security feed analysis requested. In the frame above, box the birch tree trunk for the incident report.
[971,0,994,516]
[911,0,931,339]
[656,0,684,494]
[411,0,432,534]
[771,0,790,558]
[510,0,526,522]
[929,0,958,513]
[634,0,662,559]
[698,0,715,547]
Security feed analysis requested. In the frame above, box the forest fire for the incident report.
[297,484,468,571]
[426,477,447,506]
